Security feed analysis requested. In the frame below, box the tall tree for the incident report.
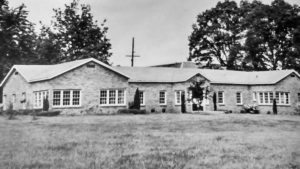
[243,0,300,70]
[50,0,112,63]
[0,0,37,80]
[188,0,244,70]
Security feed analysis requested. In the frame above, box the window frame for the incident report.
[257,91,290,106]
[139,91,145,106]
[217,91,224,105]
[99,89,126,106]
[175,90,184,105]
[236,92,243,105]
[159,91,167,105]
[52,90,81,108]
[33,90,49,109]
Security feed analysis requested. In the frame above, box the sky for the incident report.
[8,0,300,67]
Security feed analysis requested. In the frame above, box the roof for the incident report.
[114,66,300,84]
[150,61,198,69]
[0,58,129,87]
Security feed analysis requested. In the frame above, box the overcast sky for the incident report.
[8,0,300,66]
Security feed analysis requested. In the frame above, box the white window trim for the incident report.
[140,91,145,106]
[52,90,82,108]
[33,90,49,109]
[236,92,243,105]
[217,91,225,105]
[257,91,290,106]
[159,91,167,105]
[99,89,126,107]
[175,90,184,105]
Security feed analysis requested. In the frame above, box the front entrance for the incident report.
[192,104,203,111]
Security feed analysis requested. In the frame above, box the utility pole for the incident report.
[126,37,140,67]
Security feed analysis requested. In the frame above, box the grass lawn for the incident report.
[0,114,300,169]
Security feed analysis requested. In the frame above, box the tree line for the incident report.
[0,0,111,82]
[189,0,300,72]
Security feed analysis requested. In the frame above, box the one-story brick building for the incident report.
[1,58,300,114]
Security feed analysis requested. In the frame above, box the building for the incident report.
[1,58,300,114]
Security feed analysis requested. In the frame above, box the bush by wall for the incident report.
[118,109,147,115]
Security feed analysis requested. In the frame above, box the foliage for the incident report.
[130,88,140,110]
[242,104,259,114]
[0,0,38,81]
[6,103,16,120]
[213,92,217,111]
[273,99,278,115]
[36,111,61,116]
[43,96,49,111]
[117,109,147,115]
[181,93,186,113]
[188,78,209,111]
[189,0,300,72]
[48,0,112,63]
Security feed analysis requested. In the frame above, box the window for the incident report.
[22,92,26,101]
[100,90,107,105]
[53,91,61,106]
[275,92,290,105]
[52,90,81,107]
[72,91,80,105]
[3,95,6,109]
[236,92,242,104]
[63,91,71,106]
[109,90,116,104]
[139,91,145,105]
[175,91,184,105]
[159,91,166,105]
[34,91,48,108]
[217,91,224,104]
[99,89,126,106]
[298,93,300,102]
[258,91,290,105]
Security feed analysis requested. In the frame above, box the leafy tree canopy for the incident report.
[47,0,112,64]
[189,0,300,72]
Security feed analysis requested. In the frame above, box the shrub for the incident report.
[151,108,155,113]
[130,88,140,110]
[7,103,16,120]
[162,108,166,113]
[213,92,217,111]
[36,111,61,116]
[43,96,49,111]
[117,109,147,114]
[242,104,258,114]
[273,99,277,115]
[181,93,186,113]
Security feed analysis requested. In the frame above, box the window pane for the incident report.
[264,92,269,104]
[109,90,116,104]
[280,92,285,104]
[269,92,274,103]
[100,90,107,105]
[236,92,241,104]
[175,91,181,104]
[118,90,125,104]
[53,91,61,106]
[275,92,280,103]
[259,93,264,104]
[218,91,223,104]
[72,90,80,105]
[63,91,70,105]
[285,93,289,104]
[159,91,166,104]
[139,91,144,105]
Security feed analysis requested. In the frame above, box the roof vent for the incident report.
[86,62,95,68]
[15,71,18,75]
[291,74,295,77]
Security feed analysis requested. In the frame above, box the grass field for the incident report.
[0,114,300,169]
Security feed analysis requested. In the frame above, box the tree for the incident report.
[213,92,217,111]
[50,0,112,63]
[0,0,37,81]
[43,96,49,111]
[243,0,300,70]
[181,93,186,113]
[188,0,244,70]
[131,88,140,110]
[273,99,277,115]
